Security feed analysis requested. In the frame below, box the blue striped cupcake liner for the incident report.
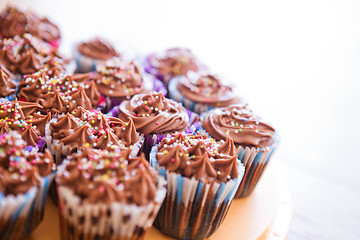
[0,187,38,240]
[150,145,245,240]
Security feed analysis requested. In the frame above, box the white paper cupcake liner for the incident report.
[0,187,38,240]
[56,171,167,239]
[150,146,245,240]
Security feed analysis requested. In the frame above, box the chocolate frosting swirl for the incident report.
[108,117,138,146]
[149,48,199,79]
[77,37,119,60]
[0,6,60,43]
[0,34,66,75]
[50,108,127,152]
[202,104,276,148]
[19,72,101,114]
[0,100,47,146]
[0,131,55,195]
[118,92,189,134]
[57,149,157,205]
[156,132,239,183]
[93,60,145,98]
[0,65,16,97]
[177,73,241,107]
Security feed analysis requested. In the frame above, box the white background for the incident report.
[1,0,360,239]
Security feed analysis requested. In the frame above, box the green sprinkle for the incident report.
[239,128,242,132]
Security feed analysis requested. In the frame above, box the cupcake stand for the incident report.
[26,162,292,240]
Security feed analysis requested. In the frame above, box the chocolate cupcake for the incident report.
[45,106,142,164]
[56,148,167,240]
[201,104,279,198]
[0,99,50,150]
[110,91,198,159]
[144,48,203,88]
[0,33,71,80]
[169,72,243,114]
[18,70,103,115]
[0,6,61,48]
[0,131,55,239]
[150,132,245,240]
[75,37,120,73]
[92,59,166,112]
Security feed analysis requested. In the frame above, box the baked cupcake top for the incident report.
[155,132,239,183]
[202,104,276,148]
[118,91,189,135]
[0,65,16,98]
[57,148,157,205]
[0,131,55,196]
[77,37,120,60]
[0,34,66,75]
[19,70,101,114]
[49,107,133,152]
[93,60,145,98]
[0,99,50,146]
[176,72,241,107]
[148,48,199,79]
[0,6,60,43]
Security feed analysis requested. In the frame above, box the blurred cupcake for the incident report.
[144,48,203,88]
[150,132,245,240]
[111,91,198,159]
[18,70,103,116]
[45,106,142,164]
[0,131,55,239]
[201,104,279,198]
[0,34,70,81]
[0,5,61,48]
[56,148,167,240]
[92,59,165,112]
[0,65,17,101]
[169,72,244,114]
[75,37,120,73]
[0,99,49,150]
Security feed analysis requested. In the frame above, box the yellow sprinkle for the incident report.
[163,150,168,155]
[179,153,183,157]
[4,117,8,121]
[85,143,90,147]
[8,122,12,125]
[185,153,189,157]
[104,159,110,165]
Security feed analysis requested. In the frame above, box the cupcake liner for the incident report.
[56,175,167,239]
[48,38,61,49]
[28,173,56,232]
[150,146,245,240]
[75,51,106,73]
[234,143,278,198]
[0,187,38,240]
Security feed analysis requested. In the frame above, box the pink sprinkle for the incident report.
[156,122,159,125]
[99,186,105,192]
[171,158,175,162]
